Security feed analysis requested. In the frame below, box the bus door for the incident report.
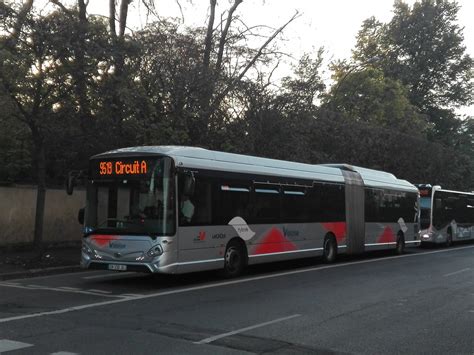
[342,170,365,254]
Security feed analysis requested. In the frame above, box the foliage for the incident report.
[352,0,473,141]
[326,67,427,133]
[0,0,472,198]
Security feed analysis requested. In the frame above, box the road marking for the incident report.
[0,245,473,324]
[58,287,81,291]
[121,293,145,298]
[82,272,137,280]
[87,289,112,294]
[4,270,101,282]
[194,314,301,344]
[0,339,33,352]
[0,283,122,299]
[443,268,471,277]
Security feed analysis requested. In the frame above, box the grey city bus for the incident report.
[417,184,474,246]
[74,146,420,277]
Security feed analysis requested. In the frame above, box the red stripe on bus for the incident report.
[253,227,297,255]
[90,234,119,247]
[321,222,347,243]
[377,226,395,243]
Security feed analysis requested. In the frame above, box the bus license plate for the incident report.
[108,264,127,271]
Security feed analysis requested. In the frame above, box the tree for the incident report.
[326,66,426,133]
[195,0,299,148]
[0,1,109,248]
[353,0,473,142]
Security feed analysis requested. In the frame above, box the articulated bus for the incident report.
[417,184,474,246]
[74,146,420,277]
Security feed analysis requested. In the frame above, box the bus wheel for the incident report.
[323,235,337,263]
[446,230,453,248]
[396,234,405,255]
[223,241,246,278]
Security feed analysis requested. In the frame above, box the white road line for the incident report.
[443,268,471,277]
[87,289,112,294]
[121,293,145,298]
[82,272,137,280]
[4,270,101,283]
[0,282,19,286]
[194,314,301,344]
[58,287,81,291]
[0,245,473,325]
[0,339,33,352]
[0,283,122,299]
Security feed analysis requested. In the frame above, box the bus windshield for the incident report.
[84,156,175,236]
[419,196,431,229]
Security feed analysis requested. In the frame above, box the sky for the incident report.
[42,0,474,116]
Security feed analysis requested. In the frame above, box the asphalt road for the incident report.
[0,244,473,355]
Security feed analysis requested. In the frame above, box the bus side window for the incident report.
[179,175,213,226]
[252,186,280,224]
[282,188,307,223]
[219,183,251,224]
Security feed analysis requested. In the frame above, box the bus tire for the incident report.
[396,233,405,255]
[446,229,453,248]
[223,240,247,278]
[323,235,337,263]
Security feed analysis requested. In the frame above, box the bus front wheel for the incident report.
[396,234,405,255]
[223,241,246,278]
[445,229,453,248]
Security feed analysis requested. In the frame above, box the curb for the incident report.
[0,265,82,281]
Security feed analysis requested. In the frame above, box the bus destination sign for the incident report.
[98,160,148,177]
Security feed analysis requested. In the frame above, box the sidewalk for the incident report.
[0,243,81,280]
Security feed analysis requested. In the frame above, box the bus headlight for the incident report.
[147,245,163,257]
[82,243,93,255]
[421,234,430,240]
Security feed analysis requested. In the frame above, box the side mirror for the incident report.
[435,198,442,210]
[183,172,195,197]
[78,207,85,225]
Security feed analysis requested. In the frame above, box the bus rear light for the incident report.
[147,245,163,257]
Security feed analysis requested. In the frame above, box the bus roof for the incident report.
[434,188,474,197]
[93,146,417,192]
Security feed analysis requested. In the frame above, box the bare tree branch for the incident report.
[109,0,116,39]
[212,10,300,110]
[215,0,243,73]
[175,0,185,22]
[7,0,33,49]
[49,0,73,18]
[119,0,131,39]
[203,0,216,69]
[264,59,280,89]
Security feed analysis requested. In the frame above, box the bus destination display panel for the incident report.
[91,158,156,179]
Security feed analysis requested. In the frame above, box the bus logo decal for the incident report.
[228,216,255,241]
[194,231,206,242]
[397,218,408,233]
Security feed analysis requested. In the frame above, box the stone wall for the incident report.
[0,186,85,246]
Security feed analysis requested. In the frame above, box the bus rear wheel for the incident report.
[223,241,246,278]
[323,236,337,263]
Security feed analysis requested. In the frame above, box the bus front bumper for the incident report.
[81,251,178,274]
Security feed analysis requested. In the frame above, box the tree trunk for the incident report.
[33,139,46,253]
